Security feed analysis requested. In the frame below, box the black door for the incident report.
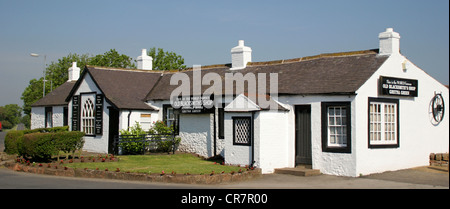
[108,108,119,154]
[295,105,312,165]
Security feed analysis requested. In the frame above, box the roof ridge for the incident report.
[247,49,379,67]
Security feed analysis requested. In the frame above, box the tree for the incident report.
[89,49,136,69]
[21,49,135,116]
[148,47,186,71]
[0,104,22,129]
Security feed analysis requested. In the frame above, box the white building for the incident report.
[31,28,449,177]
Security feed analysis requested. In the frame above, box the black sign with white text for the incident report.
[172,95,215,114]
[379,76,418,97]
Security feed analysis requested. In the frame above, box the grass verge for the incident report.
[64,153,243,175]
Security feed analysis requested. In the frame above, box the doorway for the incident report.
[108,107,119,154]
[295,105,312,165]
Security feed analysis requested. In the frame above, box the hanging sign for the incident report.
[172,94,215,114]
[379,76,418,97]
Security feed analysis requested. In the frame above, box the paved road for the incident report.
[0,166,447,189]
[1,129,447,189]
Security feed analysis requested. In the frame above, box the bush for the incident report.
[4,126,84,161]
[21,133,57,161]
[4,130,25,154]
[119,122,147,154]
[118,121,181,154]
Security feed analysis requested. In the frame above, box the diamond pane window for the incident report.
[233,117,252,146]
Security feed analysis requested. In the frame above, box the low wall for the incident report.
[5,162,261,185]
[429,153,449,168]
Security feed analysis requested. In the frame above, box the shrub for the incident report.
[119,122,147,154]
[21,132,57,161]
[4,130,25,154]
[4,128,84,161]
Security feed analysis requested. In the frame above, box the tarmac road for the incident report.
[0,127,447,189]
[0,166,447,189]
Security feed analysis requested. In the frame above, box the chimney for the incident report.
[137,49,153,70]
[68,62,80,82]
[231,40,252,70]
[379,28,401,56]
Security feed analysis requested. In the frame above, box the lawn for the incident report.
[64,153,244,175]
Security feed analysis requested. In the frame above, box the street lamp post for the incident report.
[30,53,47,97]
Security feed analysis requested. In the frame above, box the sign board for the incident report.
[172,95,215,114]
[379,76,418,97]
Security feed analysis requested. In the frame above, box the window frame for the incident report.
[321,102,351,153]
[232,116,252,146]
[81,93,96,136]
[45,107,53,128]
[368,97,400,149]
[163,104,179,135]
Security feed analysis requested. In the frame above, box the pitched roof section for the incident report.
[145,49,388,100]
[31,81,76,107]
[68,66,163,110]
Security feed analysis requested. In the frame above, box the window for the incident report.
[218,105,225,139]
[81,95,95,135]
[163,104,179,135]
[140,113,152,131]
[368,98,399,148]
[233,117,252,146]
[322,102,351,153]
[45,107,53,128]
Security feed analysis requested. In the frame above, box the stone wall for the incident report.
[429,153,449,168]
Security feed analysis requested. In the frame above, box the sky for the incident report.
[0,0,448,107]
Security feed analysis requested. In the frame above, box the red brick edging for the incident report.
[5,162,261,184]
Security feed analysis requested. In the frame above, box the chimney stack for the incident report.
[379,28,401,56]
[231,40,252,70]
[68,62,80,82]
[137,49,153,70]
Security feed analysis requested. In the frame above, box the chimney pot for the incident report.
[68,62,80,82]
[231,40,252,70]
[137,49,153,70]
[379,27,401,55]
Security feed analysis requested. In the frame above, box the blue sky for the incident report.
[0,0,448,107]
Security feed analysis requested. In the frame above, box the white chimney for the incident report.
[68,62,80,82]
[231,40,252,70]
[379,28,401,56]
[137,49,153,70]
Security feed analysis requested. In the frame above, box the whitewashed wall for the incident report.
[279,95,356,176]
[354,53,449,176]
[68,73,111,153]
[30,107,45,129]
[30,106,65,129]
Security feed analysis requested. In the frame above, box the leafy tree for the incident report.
[148,47,186,71]
[21,78,46,116]
[0,104,22,129]
[21,49,134,116]
[89,49,136,69]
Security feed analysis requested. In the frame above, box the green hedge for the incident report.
[4,126,84,161]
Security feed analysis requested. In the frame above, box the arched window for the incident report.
[82,97,95,135]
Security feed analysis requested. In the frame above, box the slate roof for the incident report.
[31,81,76,107]
[145,49,389,100]
[35,49,388,110]
[67,66,162,110]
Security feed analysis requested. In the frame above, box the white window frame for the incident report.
[368,98,399,148]
[327,106,347,148]
[81,94,96,136]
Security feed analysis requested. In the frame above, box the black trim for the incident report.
[163,104,179,135]
[321,102,351,153]
[368,97,400,149]
[232,116,252,146]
